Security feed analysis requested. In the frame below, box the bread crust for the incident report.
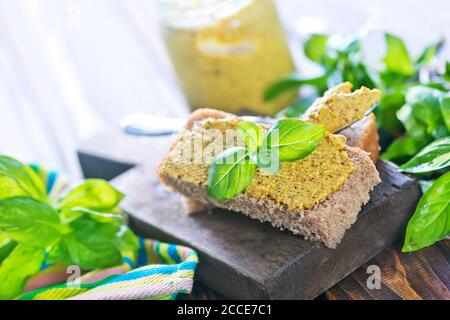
[340,113,380,163]
[183,108,235,130]
[158,109,381,248]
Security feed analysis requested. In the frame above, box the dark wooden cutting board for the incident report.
[77,130,422,300]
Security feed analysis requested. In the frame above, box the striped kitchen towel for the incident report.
[16,165,198,300]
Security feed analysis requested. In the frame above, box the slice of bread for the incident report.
[158,109,381,248]
[181,112,380,217]
[162,146,378,248]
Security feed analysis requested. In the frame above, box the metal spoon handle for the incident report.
[121,114,274,137]
[121,114,186,137]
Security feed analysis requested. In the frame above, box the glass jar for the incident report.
[156,0,296,116]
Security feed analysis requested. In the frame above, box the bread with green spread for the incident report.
[182,111,380,213]
[158,85,381,248]
[301,82,381,133]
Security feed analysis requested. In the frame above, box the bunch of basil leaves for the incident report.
[265,33,450,253]
[207,119,325,200]
[0,156,138,299]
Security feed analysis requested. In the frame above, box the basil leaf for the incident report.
[406,86,447,138]
[117,225,139,256]
[343,62,377,89]
[0,237,16,263]
[237,121,264,151]
[0,197,65,247]
[0,234,9,244]
[381,136,427,164]
[304,34,329,63]
[444,62,450,82]
[402,172,450,252]
[264,119,326,162]
[396,103,431,142]
[400,137,450,174]
[0,156,46,201]
[415,41,441,68]
[406,86,442,115]
[376,86,407,135]
[46,243,64,265]
[441,94,450,131]
[422,82,448,91]
[0,244,45,299]
[60,207,125,225]
[61,216,123,269]
[340,37,362,55]
[0,175,29,201]
[59,179,124,211]
[435,125,450,140]
[264,73,328,102]
[384,33,415,76]
[207,147,256,201]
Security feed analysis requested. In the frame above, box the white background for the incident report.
[0,0,448,177]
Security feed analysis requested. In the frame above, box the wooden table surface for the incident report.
[78,130,449,300]
[1,0,449,300]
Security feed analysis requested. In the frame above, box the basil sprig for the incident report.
[0,156,138,299]
[207,120,325,201]
[400,137,450,174]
